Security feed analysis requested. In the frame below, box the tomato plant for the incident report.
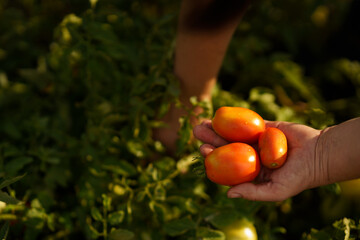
[258,127,288,169]
[212,107,265,144]
[0,0,359,239]
[205,142,260,186]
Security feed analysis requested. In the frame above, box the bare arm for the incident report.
[175,0,251,104]
[314,117,360,187]
[154,1,251,153]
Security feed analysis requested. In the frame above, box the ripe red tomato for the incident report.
[205,142,260,186]
[258,127,287,169]
[212,107,265,143]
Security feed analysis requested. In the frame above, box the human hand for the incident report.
[193,119,324,201]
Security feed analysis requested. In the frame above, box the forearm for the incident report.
[316,117,360,185]
[175,0,251,103]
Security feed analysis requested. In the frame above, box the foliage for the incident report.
[302,218,360,240]
[0,0,359,239]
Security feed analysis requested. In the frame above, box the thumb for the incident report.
[227,182,290,202]
[264,120,288,129]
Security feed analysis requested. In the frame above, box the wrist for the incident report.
[312,127,332,188]
[313,118,360,187]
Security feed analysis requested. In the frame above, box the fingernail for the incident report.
[228,192,242,198]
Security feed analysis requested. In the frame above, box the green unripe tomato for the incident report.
[221,219,258,240]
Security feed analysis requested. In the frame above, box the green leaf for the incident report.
[196,227,225,240]
[153,184,166,201]
[102,194,112,211]
[273,60,318,104]
[2,144,21,158]
[0,191,20,205]
[306,108,334,130]
[333,218,355,240]
[204,209,238,229]
[1,122,22,140]
[320,183,341,195]
[87,221,101,239]
[91,207,103,221]
[27,207,46,220]
[46,213,56,232]
[126,140,147,158]
[176,116,192,155]
[4,157,33,176]
[164,217,196,237]
[153,157,176,172]
[135,191,146,202]
[25,214,45,230]
[192,156,205,177]
[30,198,43,209]
[272,227,287,234]
[185,198,199,214]
[148,201,167,222]
[0,221,9,240]
[108,211,125,225]
[0,174,26,189]
[108,229,135,240]
[189,96,198,106]
[176,153,198,174]
[304,228,332,240]
[102,160,137,177]
[89,0,98,8]
[45,166,69,188]
[84,21,118,44]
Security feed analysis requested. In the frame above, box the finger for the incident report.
[265,120,303,133]
[264,120,281,129]
[227,181,290,202]
[264,120,297,139]
[193,123,228,147]
[200,119,213,129]
[199,144,216,157]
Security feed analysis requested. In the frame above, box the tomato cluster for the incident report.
[205,106,288,186]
